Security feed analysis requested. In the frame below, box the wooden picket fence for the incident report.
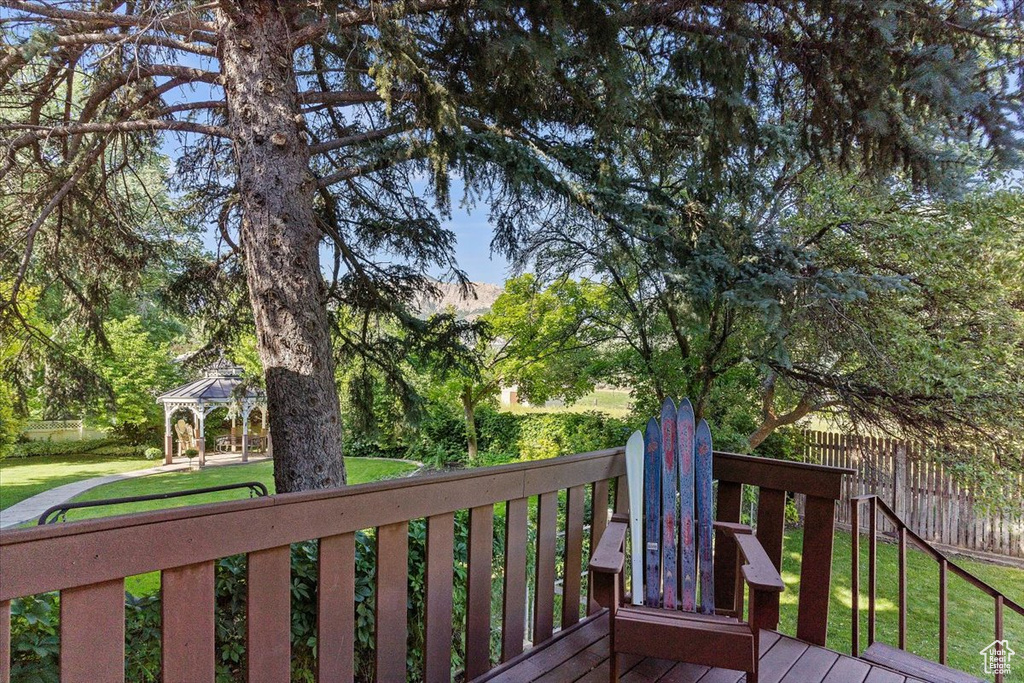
[802,430,1024,559]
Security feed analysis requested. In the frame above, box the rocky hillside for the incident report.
[415,281,503,319]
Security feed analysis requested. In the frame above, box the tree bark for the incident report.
[462,383,478,461]
[220,2,345,492]
[747,390,816,450]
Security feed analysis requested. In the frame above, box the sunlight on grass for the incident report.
[0,454,153,510]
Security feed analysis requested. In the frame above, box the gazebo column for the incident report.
[196,407,206,467]
[262,406,270,457]
[164,408,174,465]
[241,412,249,463]
[231,415,238,452]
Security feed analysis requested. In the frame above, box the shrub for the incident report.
[5,437,115,459]
[143,447,162,460]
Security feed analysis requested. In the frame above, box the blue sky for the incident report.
[194,175,513,285]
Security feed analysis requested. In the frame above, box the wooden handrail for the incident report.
[0,448,854,682]
[850,493,1024,682]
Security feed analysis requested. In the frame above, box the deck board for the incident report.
[472,612,968,683]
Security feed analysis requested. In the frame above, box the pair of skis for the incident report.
[624,397,714,613]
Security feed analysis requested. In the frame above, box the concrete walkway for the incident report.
[0,452,271,529]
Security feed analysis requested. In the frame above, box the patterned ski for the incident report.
[625,430,645,605]
[660,397,678,609]
[676,398,697,612]
[695,418,715,613]
[643,416,662,607]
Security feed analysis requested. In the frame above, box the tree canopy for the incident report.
[2,0,1021,490]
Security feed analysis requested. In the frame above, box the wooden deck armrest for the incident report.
[734,533,785,593]
[712,521,752,536]
[589,519,627,575]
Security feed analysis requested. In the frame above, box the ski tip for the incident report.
[644,416,660,441]
[626,430,644,455]
[677,397,694,420]
[660,395,676,418]
[695,418,712,450]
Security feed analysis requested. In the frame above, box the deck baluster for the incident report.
[425,516,454,683]
[375,522,409,682]
[938,558,947,666]
[534,492,558,643]
[163,561,216,682]
[563,486,586,628]
[466,505,495,679]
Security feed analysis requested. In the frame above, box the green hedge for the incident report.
[3,437,150,460]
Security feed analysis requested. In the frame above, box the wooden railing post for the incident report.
[755,487,786,626]
[713,481,742,614]
[797,495,836,646]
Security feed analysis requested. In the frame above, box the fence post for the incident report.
[893,442,907,521]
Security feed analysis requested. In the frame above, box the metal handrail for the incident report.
[38,481,269,525]
[850,493,1023,682]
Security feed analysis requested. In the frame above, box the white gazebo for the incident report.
[157,359,267,466]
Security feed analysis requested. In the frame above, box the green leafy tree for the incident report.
[84,315,179,430]
[433,275,611,459]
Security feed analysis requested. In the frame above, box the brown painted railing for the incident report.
[0,448,851,682]
[850,494,1024,683]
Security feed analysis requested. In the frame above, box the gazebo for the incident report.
[157,358,268,466]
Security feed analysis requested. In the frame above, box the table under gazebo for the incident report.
[156,359,268,466]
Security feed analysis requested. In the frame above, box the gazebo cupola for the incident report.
[157,358,267,466]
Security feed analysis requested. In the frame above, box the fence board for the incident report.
[804,430,1024,559]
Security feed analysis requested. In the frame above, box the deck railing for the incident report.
[0,448,851,682]
[850,494,1024,683]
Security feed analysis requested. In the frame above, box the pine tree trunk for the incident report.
[462,384,478,461]
[220,2,345,492]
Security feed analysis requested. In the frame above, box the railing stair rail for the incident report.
[851,494,1024,683]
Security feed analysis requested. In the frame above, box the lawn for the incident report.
[0,454,153,510]
[64,456,420,522]
[778,528,1024,677]
[55,456,420,595]
[504,388,632,417]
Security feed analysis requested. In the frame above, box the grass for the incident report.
[0,454,153,510]
[503,388,632,417]
[64,456,420,521]
[778,528,1024,676]
[55,456,420,595]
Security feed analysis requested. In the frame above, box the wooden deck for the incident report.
[475,613,930,683]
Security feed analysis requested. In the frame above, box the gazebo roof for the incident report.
[157,358,264,404]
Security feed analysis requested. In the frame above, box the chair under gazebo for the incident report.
[156,358,268,466]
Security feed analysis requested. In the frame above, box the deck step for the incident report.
[860,643,985,683]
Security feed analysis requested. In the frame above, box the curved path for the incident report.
[0,452,271,529]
